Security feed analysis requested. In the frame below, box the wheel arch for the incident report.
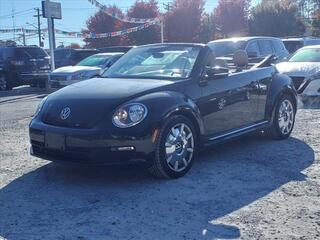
[266,73,298,123]
[163,107,204,140]
[131,91,205,143]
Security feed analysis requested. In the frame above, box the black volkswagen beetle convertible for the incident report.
[29,43,297,179]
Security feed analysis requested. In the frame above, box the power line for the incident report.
[0,8,34,19]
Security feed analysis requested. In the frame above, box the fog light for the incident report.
[111,146,135,152]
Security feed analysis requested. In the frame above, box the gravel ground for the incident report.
[0,88,319,240]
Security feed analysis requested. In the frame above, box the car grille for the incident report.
[50,75,67,81]
[290,77,305,90]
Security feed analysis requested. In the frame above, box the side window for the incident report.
[14,49,30,60]
[246,41,260,56]
[75,51,96,61]
[273,40,285,53]
[258,40,274,56]
[205,51,216,68]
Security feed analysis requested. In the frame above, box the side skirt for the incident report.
[202,120,269,147]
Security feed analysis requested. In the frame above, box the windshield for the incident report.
[77,55,112,67]
[55,49,72,60]
[208,41,246,57]
[283,41,303,54]
[15,48,48,59]
[103,45,201,79]
[289,48,320,62]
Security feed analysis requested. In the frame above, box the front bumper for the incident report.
[49,79,81,88]
[29,119,156,166]
[20,72,50,82]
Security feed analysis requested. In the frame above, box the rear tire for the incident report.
[0,76,6,91]
[1,76,12,91]
[148,115,197,179]
[266,94,296,140]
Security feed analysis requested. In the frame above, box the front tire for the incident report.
[266,94,296,140]
[148,115,197,179]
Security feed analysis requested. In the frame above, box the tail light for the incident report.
[10,60,25,66]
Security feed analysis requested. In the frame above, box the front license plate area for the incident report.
[45,132,65,150]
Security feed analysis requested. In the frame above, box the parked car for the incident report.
[50,52,124,88]
[276,45,320,103]
[29,43,297,179]
[0,45,51,90]
[99,46,133,53]
[54,48,99,68]
[282,37,320,54]
[208,37,289,64]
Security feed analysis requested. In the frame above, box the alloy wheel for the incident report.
[278,99,294,135]
[0,77,6,91]
[165,123,194,172]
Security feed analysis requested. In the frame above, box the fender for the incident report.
[132,91,205,136]
[265,73,298,122]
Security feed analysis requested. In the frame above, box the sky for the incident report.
[0,0,258,48]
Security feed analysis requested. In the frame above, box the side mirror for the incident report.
[248,51,258,58]
[205,66,229,80]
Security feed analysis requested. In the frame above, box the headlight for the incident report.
[303,79,320,95]
[112,103,148,128]
[35,96,48,116]
[71,72,90,80]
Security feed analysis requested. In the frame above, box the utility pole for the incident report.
[11,8,15,42]
[161,2,172,43]
[22,28,26,46]
[34,8,42,47]
[160,18,164,43]
[163,2,172,12]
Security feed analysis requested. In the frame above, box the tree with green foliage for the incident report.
[249,0,306,37]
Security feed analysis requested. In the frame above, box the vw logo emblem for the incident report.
[60,107,71,120]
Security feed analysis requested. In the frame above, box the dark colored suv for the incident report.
[0,46,51,90]
[208,37,289,63]
[99,46,133,53]
[54,48,99,68]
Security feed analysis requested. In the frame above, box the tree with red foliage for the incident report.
[83,6,125,48]
[165,0,205,42]
[213,0,251,37]
[67,43,81,49]
[126,0,160,45]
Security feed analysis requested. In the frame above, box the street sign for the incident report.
[42,1,62,19]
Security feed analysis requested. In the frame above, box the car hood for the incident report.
[52,65,101,74]
[42,78,180,128]
[276,62,320,77]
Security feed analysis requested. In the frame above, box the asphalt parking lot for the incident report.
[0,87,320,240]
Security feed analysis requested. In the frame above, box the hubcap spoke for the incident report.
[165,122,194,172]
[278,99,294,135]
[182,158,188,167]
[174,160,179,170]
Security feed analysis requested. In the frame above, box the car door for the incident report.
[258,40,274,58]
[272,39,289,61]
[197,52,261,136]
[246,40,262,63]
[253,67,274,121]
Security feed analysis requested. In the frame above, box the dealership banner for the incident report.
[87,0,159,24]
[0,28,39,34]
[1,21,157,39]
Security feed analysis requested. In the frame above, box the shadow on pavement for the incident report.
[0,86,50,100]
[0,136,314,240]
